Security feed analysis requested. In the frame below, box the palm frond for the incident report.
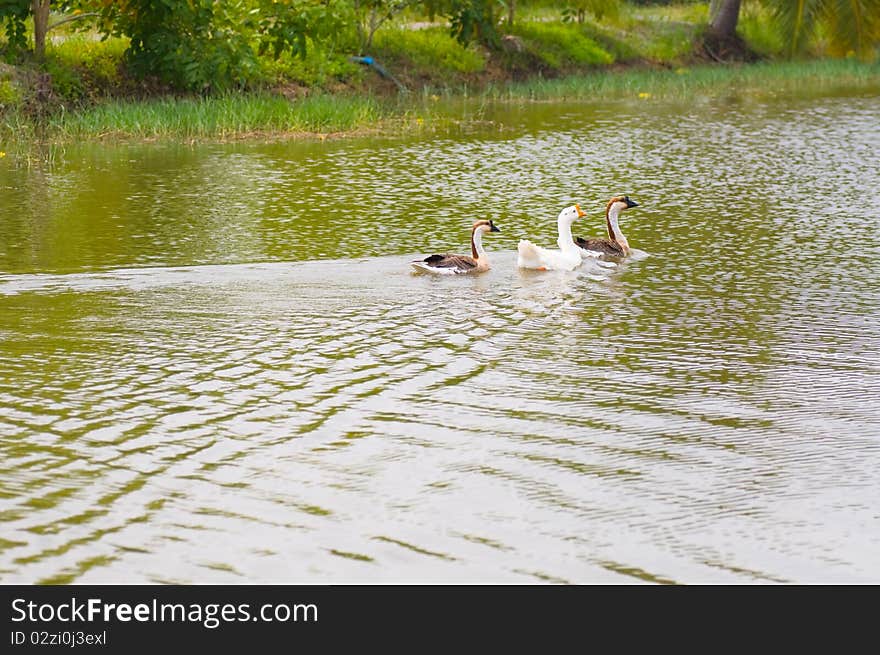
[767,0,825,56]
[821,0,880,58]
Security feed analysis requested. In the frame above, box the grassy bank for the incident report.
[1,2,878,145]
[35,94,391,142]
[491,59,880,101]
[0,58,875,145]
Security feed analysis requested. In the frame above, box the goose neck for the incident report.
[557,216,577,252]
[606,205,630,252]
[471,228,485,259]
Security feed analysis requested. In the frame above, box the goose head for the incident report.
[558,204,587,225]
[472,219,501,234]
[607,195,639,215]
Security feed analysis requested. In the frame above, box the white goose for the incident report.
[517,205,586,271]
[411,219,501,275]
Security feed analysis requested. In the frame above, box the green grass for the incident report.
[0,59,868,144]
[0,78,21,108]
[512,3,703,64]
[374,27,486,74]
[488,59,880,101]
[38,93,389,141]
[507,21,615,68]
[617,3,706,62]
[1,5,878,144]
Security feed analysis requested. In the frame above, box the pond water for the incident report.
[1,90,879,584]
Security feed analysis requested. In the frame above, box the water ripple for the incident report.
[1,93,879,583]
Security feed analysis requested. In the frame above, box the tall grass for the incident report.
[43,93,389,141]
[28,59,878,143]
[2,59,876,145]
[488,59,880,100]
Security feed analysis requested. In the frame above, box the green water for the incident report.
[1,91,879,583]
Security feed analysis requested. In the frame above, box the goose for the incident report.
[517,205,586,271]
[411,219,501,275]
[575,195,639,258]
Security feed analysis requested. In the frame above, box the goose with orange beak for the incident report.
[517,204,587,271]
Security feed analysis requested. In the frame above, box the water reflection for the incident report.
[1,93,879,583]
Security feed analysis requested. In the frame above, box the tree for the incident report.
[424,0,501,48]
[352,0,419,55]
[91,0,352,91]
[0,1,95,60]
[707,0,880,60]
[768,0,880,58]
[92,0,258,91]
[708,0,742,40]
[31,1,49,59]
[254,0,353,60]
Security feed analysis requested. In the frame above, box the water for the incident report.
[1,91,879,584]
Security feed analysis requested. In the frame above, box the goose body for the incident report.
[574,236,626,257]
[517,205,586,271]
[575,195,639,258]
[411,220,501,275]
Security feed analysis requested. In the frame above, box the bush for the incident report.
[0,77,22,108]
[43,35,127,101]
[258,42,360,87]
[374,26,486,74]
[0,0,30,59]
[93,0,260,92]
[42,57,84,100]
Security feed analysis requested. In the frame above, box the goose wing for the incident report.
[412,253,479,274]
[575,237,625,256]
[423,254,478,270]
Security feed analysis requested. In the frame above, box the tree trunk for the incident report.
[507,0,515,27]
[709,0,741,38]
[32,0,51,60]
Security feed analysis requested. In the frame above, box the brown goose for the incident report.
[575,195,639,257]
[411,219,501,275]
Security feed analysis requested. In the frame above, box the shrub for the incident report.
[45,35,127,99]
[374,26,485,73]
[258,42,360,87]
[0,77,22,108]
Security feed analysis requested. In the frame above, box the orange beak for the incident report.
[575,204,586,218]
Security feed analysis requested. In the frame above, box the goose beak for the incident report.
[575,204,586,218]
[625,197,639,208]
[490,223,501,233]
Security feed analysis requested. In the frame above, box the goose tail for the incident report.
[517,240,543,269]
[411,261,458,276]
